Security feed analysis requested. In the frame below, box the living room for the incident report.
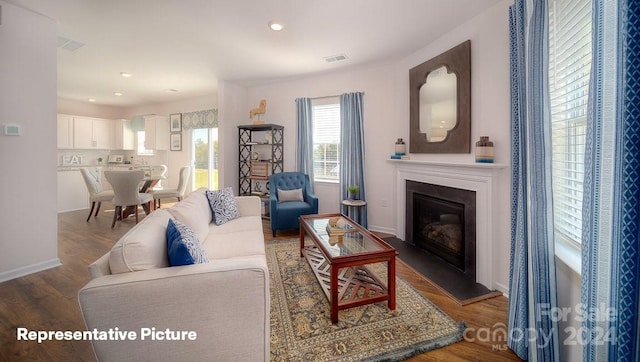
[3,0,638,361]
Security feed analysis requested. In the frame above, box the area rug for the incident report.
[267,240,465,361]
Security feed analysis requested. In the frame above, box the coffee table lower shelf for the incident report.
[303,245,392,322]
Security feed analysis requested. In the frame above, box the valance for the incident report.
[182,109,218,129]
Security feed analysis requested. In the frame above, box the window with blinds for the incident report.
[312,99,340,182]
[549,0,592,246]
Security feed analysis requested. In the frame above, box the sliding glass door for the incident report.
[191,128,218,190]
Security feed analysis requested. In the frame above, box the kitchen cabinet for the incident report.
[144,115,168,150]
[73,116,114,149]
[114,119,135,150]
[57,170,89,212]
[57,114,74,149]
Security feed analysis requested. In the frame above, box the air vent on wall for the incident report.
[57,36,85,51]
[323,54,349,63]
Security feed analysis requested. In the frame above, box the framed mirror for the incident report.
[409,40,471,153]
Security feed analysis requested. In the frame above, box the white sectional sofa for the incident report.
[78,188,269,361]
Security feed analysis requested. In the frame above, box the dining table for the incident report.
[121,174,167,219]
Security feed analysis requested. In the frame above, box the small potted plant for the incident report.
[347,185,360,200]
[97,157,103,165]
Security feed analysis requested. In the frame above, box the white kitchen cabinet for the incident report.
[144,115,168,150]
[114,119,134,150]
[57,170,89,212]
[73,116,114,149]
[57,114,74,149]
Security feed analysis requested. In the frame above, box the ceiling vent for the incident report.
[323,54,348,63]
[57,36,85,51]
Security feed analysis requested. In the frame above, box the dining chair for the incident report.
[104,170,153,228]
[150,165,191,209]
[149,164,168,191]
[80,167,114,222]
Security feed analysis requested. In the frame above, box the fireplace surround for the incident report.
[392,159,505,289]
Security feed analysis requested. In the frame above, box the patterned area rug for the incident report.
[267,241,465,361]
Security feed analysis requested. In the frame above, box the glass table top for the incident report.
[303,216,391,259]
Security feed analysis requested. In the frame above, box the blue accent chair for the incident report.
[269,172,319,236]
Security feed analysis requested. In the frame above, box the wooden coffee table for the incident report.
[299,213,397,323]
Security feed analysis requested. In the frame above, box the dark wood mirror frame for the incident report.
[409,40,471,153]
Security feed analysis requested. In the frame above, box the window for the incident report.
[312,99,340,182]
[549,0,591,247]
[136,131,154,155]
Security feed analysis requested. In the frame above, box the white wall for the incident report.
[0,1,59,281]
[57,98,126,119]
[217,80,249,193]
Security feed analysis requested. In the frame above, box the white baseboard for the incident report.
[0,258,62,283]
[368,225,396,236]
[494,281,509,297]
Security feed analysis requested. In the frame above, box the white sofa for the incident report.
[78,188,269,362]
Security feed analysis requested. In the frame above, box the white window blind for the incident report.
[549,0,591,246]
[312,99,340,181]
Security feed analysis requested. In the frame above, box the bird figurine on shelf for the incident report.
[250,99,267,124]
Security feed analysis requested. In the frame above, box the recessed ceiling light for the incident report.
[113,92,123,96]
[268,21,284,31]
[88,98,96,102]
[120,72,132,78]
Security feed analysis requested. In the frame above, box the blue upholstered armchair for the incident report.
[269,172,319,236]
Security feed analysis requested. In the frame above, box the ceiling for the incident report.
[10,0,501,107]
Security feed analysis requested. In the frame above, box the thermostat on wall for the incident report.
[3,124,21,136]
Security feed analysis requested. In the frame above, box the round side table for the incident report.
[341,199,367,226]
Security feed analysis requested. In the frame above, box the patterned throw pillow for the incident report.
[206,187,240,225]
[166,219,209,266]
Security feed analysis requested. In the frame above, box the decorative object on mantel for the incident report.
[249,99,267,125]
[395,138,406,155]
[409,40,471,154]
[475,136,494,163]
[391,138,410,159]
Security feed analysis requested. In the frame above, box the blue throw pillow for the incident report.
[206,187,240,225]
[166,219,209,266]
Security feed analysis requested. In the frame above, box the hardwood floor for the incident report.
[0,204,520,361]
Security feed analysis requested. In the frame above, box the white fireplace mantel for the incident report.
[390,159,507,289]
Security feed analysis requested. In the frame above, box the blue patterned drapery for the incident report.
[581,0,640,360]
[295,98,314,192]
[181,109,218,129]
[508,0,560,360]
[339,92,367,227]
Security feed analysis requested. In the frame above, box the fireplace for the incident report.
[405,180,476,281]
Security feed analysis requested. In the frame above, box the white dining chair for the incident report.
[150,165,191,209]
[149,164,168,190]
[80,168,114,222]
[104,170,153,228]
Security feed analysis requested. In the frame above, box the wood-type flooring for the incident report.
[0,203,520,361]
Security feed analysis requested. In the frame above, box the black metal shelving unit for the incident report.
[238,124,284,218]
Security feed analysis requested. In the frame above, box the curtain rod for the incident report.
[293,92,365,102]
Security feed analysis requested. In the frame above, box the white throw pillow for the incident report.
[278,188,304,203]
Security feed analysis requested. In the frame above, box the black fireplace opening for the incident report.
[406,180,476,281]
